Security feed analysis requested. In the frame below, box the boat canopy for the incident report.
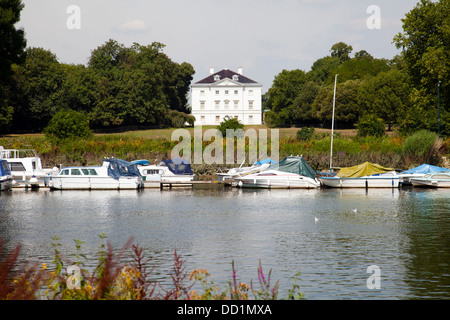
[337,162,394,178]
[104,159,141,179]
[0,159,11,176]
[400,163,448,175]
[256,158,278,165]
[162,158,194,175]
[267,156,316,179]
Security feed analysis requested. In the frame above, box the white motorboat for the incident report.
[133,158,195,187]
[217,158,276,182]
[49,158,143,190]
[319,162,400,188]
[398,164,448,186]
[0,159,13,191]
[410,171,450,188]
[235,156,320,189]
[0,146,58,188]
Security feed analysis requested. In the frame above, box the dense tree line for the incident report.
[264,0,449,136]
[4,40,195,133]
[0,1,195,135]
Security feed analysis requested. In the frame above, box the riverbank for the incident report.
[1,127,448,180]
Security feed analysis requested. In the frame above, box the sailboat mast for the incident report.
[330,74,338,173]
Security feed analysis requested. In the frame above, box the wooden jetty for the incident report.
[143,180,229,190]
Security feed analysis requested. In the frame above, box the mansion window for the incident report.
[234,101,239,109]
[248,100,254,110]
[200,101,205,110]
[215,101,220,109]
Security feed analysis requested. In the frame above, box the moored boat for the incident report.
[49,158,143,190]
[0,159,13,191]
[217,158,277,182]
[410,171,450,188]
[399,164,448,186]
[134,158,195,187]
[319,162,400,188]
[235,156,320,189]
[0,146,58,188]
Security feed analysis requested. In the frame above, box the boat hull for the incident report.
[410,179,450,188]
[319,177,400,188]
[237,175,321,189]
[0,176,13,191]
[50,176,142,190]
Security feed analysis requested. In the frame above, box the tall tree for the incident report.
[11,47,65,132]
[394,0,449,135]
[0,0,26,131]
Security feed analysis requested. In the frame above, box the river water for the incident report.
[0,186,449,300]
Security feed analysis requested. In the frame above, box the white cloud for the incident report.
[113,19,150,34]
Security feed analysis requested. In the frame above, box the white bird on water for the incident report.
[352,208,358,214]
[315,217,320,223]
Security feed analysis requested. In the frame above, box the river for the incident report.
[0,186,449,300]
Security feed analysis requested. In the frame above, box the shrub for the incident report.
[296,127,315,141]
[44,109,93,143]
[164,110,195,128]
[356,114,385,138]
[217,116,244,137]
[402,130,442,165]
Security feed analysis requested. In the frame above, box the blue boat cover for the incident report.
[256,158,278,165]
[162,158,194,175]
[0,159,11,176]
[400,164,448,175]
[105,158,142,180]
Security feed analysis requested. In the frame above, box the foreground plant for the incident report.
[0,236,304,300]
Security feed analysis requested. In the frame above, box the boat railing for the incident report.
[0,147,39,159]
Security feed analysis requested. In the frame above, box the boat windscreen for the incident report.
[105,159,141,179]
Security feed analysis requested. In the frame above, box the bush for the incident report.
[402,130,442,165]
[44,109,93,143]
[356,114,385,138]
[217,116,244,137]
[296,127,315,141]
[164,110,195,128]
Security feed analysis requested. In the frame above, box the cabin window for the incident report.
[9,162,26,171]
[61,169,70,176]
[82,169,98,175]
[432,174,449,179]
[71,169,82,176]
[1,161,9,172]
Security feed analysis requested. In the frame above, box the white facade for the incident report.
[191,68,263,126]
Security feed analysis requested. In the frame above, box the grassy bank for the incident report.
[1,127,448,179]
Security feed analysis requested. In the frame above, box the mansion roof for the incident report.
[194,69,260,86]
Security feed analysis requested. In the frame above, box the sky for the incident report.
[18,0,420,93]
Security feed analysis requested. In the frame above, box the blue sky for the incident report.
[19,0,419,92]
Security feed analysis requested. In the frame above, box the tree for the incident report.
[0,0,26,132]
[330,42,353,62]
[44,109,93,143]
[311,79,363,128]
[265,69,308,114]
[11,47,65,132]
[357,69,412,130]
[394,0,449,135]
[87,40,195,129]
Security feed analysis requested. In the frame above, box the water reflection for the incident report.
[0,187,449,299]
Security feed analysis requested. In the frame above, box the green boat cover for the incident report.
[337,162,394,178]
[267,156,317,179]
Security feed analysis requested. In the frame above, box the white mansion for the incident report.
[191,68,263,126]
